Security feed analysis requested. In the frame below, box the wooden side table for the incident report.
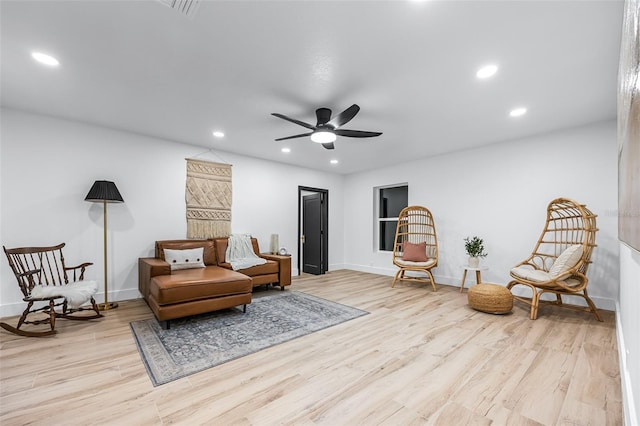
[460,266,488,293]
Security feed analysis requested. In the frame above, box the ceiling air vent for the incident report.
[158,0,201,19]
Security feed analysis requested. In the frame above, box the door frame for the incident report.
[298,186,329,275]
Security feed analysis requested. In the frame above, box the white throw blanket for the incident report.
[29,280,98,309]
[225,234,267,271]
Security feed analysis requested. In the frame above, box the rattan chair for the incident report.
[2,243,103,337]
[507,197,601,321]
[391,206,438,291]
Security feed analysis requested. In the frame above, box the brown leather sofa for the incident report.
[138,238,291,328]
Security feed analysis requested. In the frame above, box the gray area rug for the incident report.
[130,291,368,386]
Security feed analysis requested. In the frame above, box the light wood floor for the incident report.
[0,270,621,425]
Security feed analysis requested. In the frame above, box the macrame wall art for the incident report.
[185,158,232,239]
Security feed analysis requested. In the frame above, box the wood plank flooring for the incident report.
[0,270,621,425]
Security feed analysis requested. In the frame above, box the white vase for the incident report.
[270,234,279,254]
[468,256,480,268]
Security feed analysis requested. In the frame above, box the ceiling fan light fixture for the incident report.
[310,130,336,144]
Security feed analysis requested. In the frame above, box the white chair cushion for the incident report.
[164,247,206,271]
[511,267,584,289]
[549,245,583,277]
[395,258,437,268]
[560,278,582,289]
[510,266,551,282]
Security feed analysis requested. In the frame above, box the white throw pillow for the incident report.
[164,248,206,271]
[548,245,583,277]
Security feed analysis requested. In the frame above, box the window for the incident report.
[376,184,408,251]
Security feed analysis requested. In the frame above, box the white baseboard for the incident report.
[0,301,28,319]
[508,286,616,312]
[0,267,616,319]
[342,263,615,311]
[0,288,142,318]
[616,301,638,426]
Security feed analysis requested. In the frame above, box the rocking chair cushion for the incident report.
[164,248,206,271]
[548,245,583,277]
[402,241,428,262]
[30,280,98,308]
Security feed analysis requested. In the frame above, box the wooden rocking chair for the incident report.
[507,197,601,321]
[391,206,439,291]
[2,243,103,337]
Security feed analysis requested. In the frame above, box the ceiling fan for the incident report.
[271,104,382,150]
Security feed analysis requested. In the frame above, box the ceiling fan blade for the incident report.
[275,132,313,141]
[271,113,316,130]
[327,104,360,129]
[334,129,382,138]
[322,142,335,150]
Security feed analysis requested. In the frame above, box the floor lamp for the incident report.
[85,180,124,311]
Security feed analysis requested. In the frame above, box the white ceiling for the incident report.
[1,0,623,174]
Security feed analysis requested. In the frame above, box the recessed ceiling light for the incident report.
[509,107,527,117]
[330,159,339,165]
[476,64,498,79]
[281,148,291,153]
[31,52,59,66]
[212,131,224,138]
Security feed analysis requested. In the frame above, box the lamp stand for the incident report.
[98,199,118,311]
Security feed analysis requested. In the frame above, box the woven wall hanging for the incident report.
[185,159,232,239]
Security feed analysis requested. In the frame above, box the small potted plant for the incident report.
[464,236,487,268]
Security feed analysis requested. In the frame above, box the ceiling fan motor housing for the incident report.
[316,108,333,127]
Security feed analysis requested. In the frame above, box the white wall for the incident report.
[343,120,619,310]
[0,108,345,316]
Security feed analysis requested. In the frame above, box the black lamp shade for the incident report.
[85,180,124,203]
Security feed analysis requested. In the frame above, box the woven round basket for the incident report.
[468,283,513,314]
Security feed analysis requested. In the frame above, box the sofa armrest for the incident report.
[138,257,171,299]
[261,254,292,286]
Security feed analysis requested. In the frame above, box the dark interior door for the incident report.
[303,193,323,275]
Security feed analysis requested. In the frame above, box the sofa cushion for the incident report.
[150,266,251,305]
[218,259,279,276]
[214,237,261,264]
[156,240,217,266]
[164,247,206,271]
